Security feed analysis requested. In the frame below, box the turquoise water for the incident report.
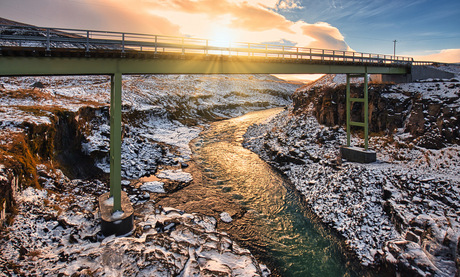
[191,108,359,276]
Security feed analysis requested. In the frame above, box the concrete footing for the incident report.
[99,191,134,237]
[340,146,376,163]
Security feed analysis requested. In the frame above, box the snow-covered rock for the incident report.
[157,169,193,183]
[243,69,460,276]
[140,181,165,193]
[219,212,233,223]
[0,173,268,276]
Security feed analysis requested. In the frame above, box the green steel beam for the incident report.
[364,71,369,150]
[110,73,122,212]
[350,97,365,103]
[346,71,370,150]
[346,74,351,146]
[350,121,366,127]
[0,56,409,76]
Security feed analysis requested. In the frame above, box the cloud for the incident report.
[144,0,349,50]
[301,22,350,50]
[1,0,350,51]
[411,49,460,63]
[145,0,294,33]
[90,0,181,35]
[229,4,294,33]
[275,0,303,10]
[328,0,343,9]
[179,0,302,10]
[0,0,181,35]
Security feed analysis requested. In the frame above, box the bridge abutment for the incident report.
[371,65,455,84]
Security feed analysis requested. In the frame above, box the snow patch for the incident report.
[157,169,193,183]
[140,181,166,193]
[219,212,233,223]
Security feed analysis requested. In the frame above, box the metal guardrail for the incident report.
[0,24,416,66]
[411,61,442,66]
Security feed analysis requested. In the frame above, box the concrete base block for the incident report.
[340,146,376,163]
[99,191,134,237]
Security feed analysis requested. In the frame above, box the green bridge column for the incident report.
[342,71,376,163]
[363,71,369,150]
[345,70,369,150]
[110,73,122,212]
[346,74,351,146]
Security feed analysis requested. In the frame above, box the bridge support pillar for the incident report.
[342,71,376,163]
[110,73,123,212]
[100,73,134,236]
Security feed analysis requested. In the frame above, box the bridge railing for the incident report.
[0,24,415,66]
[411,61,446,66]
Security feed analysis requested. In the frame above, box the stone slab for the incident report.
[99,191,134,237]
[340,146,376,163]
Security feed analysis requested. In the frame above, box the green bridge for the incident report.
[0,24,421,233]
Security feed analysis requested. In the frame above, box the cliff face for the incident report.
[243,71,460,276]
[292,76,460,149]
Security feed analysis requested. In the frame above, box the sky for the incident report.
[1,0,459,64]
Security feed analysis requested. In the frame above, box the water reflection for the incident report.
[191,108,358,276]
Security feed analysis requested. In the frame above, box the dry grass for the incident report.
[26,250,41,258]
[0,133,39,189]
[15,105,65,117]
[1,88,52,101]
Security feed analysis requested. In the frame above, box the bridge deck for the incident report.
[0,46,410,76]
[0,55,410,76]
[0,24,414,76]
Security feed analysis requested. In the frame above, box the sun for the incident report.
[209,26,235,48]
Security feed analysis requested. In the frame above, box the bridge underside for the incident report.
[0,54,408,76]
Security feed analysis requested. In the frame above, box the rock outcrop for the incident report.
[0,180,269,276]
[244,71,460,276]
[293,75,460,149]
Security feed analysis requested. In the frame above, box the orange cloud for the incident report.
[229,4,294,33]
[146,0,294,33]
[83,0,349,51]
[142,0,350,50]
[84,0,181,35]
[411,49,460,63]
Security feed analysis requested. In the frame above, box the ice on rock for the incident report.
[157,169,193,183]
[103,197,114,206]
[111,210,125,220]
[140,181,166,193]
[219,212,233,223]
[18,187,48,205]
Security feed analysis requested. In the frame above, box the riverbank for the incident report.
[243,72,460,276]
[0,179,270,276]
[1,74,300,276]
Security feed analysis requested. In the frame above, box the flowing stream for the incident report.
[191,108,359,277]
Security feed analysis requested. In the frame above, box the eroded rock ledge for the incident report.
[0,176,270,276]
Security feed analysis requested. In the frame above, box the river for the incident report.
[189,108,359,277]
